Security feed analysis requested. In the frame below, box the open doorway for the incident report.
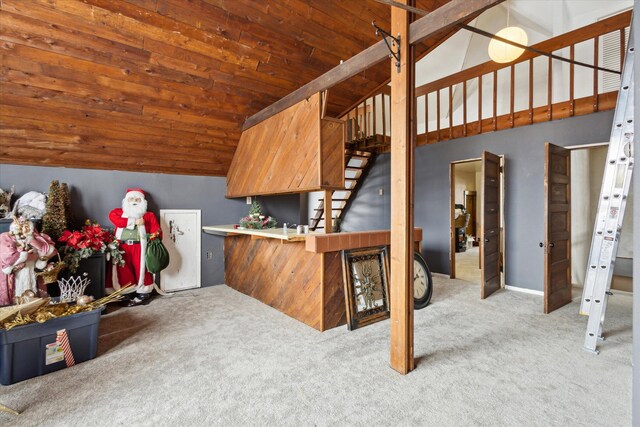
[570,144,634,294]
[450,160,482,285]
[450,153,505,299]
[544,142,633,313]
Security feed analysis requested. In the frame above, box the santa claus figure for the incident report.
[108,188,160,307]
[0,216,57,306]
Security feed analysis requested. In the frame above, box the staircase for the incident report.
[309,149,374,231]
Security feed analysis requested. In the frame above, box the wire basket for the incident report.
[35,254,66,285]
[57,273,90,302]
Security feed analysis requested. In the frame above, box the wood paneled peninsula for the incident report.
[202,225,422,332]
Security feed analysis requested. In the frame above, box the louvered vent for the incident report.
[600,23,630,93]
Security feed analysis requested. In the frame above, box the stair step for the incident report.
[346,166,365,171]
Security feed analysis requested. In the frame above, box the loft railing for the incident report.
[343,88,391,150]
[340,10,630,150]
[417,10,630,144]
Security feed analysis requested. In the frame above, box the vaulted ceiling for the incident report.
[0,0,456,177]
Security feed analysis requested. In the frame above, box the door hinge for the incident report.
[499,166,504,173]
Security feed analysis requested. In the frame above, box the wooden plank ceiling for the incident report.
[0,0,452,176]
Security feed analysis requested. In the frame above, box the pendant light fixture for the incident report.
[487,1,528,63]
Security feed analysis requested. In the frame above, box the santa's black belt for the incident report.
[120,240,140,245]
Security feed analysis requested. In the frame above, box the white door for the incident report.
[160,209,201,292]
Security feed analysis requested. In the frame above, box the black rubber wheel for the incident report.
[413,251,433,310]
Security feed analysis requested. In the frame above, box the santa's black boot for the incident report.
[123,293,152,307]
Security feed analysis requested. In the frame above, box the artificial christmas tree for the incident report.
[41,180,67,242]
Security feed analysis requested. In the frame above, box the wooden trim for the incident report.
[243,0,503,130]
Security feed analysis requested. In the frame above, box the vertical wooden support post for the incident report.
[324,190,332,234]
[390,0,414,375]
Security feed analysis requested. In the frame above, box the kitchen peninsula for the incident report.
[202,226,423,331]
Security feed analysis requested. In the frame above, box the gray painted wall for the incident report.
[342,110,616,291]
[0,164,300,286]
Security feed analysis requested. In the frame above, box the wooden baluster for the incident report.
[620,28,626,71]
[509,65,515,127]
[324,190,332,234]
[478,75,482,134]
[492,70,497,131]
[424,94,429,142]
[569,44,575,116]
[548,55,553,120]
[529,59,534,124]
[436,89,441,142]
[593,36,599,112]
[462,80,467,136]
[382,94,387,140]
[448,85,453,139]
[373,95,377,140]
[362,100,367,139]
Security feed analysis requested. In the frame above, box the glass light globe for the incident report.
[488,26,528,63]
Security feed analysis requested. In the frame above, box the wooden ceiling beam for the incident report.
[243,0,503,131]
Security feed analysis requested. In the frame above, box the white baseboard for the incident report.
[504,285,544,296]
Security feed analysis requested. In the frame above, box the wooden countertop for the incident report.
[203,226,423,251]
[202,225,308,242]
[305,228,423,253]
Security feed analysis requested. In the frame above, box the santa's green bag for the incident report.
[145,238,170,274]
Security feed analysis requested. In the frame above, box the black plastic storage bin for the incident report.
[0,307,103,385]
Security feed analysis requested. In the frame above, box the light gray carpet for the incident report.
[0,274,632,426]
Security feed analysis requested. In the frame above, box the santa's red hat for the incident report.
[125,188,145,200]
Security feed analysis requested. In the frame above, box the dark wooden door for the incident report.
[544,142,572,313]
[481,151,501,299]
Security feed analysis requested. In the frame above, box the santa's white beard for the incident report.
[122,198,147,219]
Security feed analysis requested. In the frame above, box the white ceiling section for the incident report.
[415,0,634,87]
[414,0,633,133]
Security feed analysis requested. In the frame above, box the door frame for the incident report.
[450,157,505,286]
[543,141,608,310]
